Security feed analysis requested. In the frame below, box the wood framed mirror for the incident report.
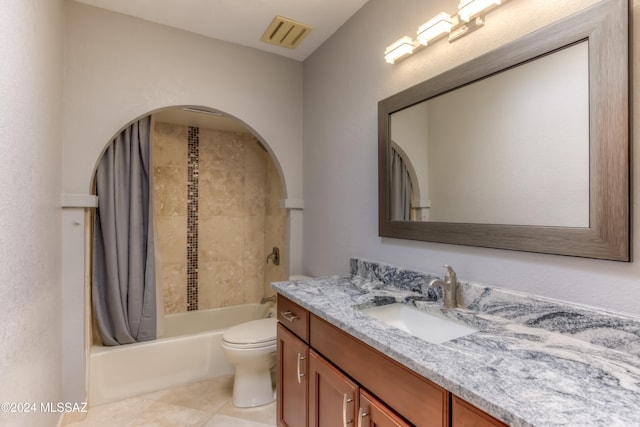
[378,0,629,261]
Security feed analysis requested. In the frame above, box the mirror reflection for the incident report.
[389,41,589,227]
[379,0,628,260]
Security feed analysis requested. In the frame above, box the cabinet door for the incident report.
[311,314,449,427]
[358,389,411,427]
[451,395,508,427]
[277,323,309,427]
[309,349,359,427]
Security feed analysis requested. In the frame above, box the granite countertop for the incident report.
[272,259,640,427]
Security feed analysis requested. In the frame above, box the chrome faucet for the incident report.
[428,265,458,308]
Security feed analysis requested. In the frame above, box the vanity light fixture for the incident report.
[458,0,501,22]
[384,36,416,64]
[383,0,507,64]
[417,12,453,45]
[449,16,485,42]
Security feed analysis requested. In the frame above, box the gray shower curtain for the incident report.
[390,146,413,221]
[92,116,156,346]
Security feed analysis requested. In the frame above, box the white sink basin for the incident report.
[360,303,477,344]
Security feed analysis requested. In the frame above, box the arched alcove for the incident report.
[89,105,288,330]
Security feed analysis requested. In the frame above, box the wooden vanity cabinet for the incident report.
[277,294,506,427]
[277,295,311,427]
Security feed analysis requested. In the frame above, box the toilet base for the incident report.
[231,365,275,408]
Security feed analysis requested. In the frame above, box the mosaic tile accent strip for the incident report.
[187,126,199,311]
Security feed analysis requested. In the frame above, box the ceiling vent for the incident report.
[261,16,312,49]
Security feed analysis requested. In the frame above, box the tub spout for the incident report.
[260,295,276,304]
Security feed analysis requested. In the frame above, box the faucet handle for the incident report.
[443,265,456,280]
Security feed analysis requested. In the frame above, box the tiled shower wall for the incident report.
[152,121,286,314]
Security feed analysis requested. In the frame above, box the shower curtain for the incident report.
[390,146,413,221]
[92,116,157,345]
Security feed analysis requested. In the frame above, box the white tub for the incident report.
[89,303,272,406]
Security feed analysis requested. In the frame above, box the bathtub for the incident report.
[89,303,272,406]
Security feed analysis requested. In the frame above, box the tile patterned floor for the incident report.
[61,375,276,427]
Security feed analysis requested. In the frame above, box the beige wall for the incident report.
[153,121,286,314]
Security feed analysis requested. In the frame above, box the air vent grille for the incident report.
[261,16,312,49]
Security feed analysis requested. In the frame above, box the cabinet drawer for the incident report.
[277,294,310,343]
[452,395,508,427]
[360,388,411,427]
[310,314,449,427]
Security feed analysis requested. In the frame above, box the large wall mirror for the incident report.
[378,0,629,261]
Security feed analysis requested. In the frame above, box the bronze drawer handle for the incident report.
[281,310,299,322]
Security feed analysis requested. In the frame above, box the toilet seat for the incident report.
[222,318,276,348]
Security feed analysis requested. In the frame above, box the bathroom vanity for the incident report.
[277,294,505,426]
[274,259,640,427]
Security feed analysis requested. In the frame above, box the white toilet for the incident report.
[221,317,277,407]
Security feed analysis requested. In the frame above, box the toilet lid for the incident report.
[223,317,276,345]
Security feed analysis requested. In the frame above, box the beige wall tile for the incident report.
[264,156,287,289]
[245,138,268,176]
[199,216,244,263]
[154,166,187,216]
[244,259,264,303]
[264,214,287,291]
[199,169,245,216]
[266,159,284,216]
[200,130,245,171]
[152,121,285,314]
[245,170,266,216]
[153,122,187,167]
[199,261,245,308]
[244,216,266,261]
[265,215,286,249]
[161,263,187,314]
[155,216,187,264]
